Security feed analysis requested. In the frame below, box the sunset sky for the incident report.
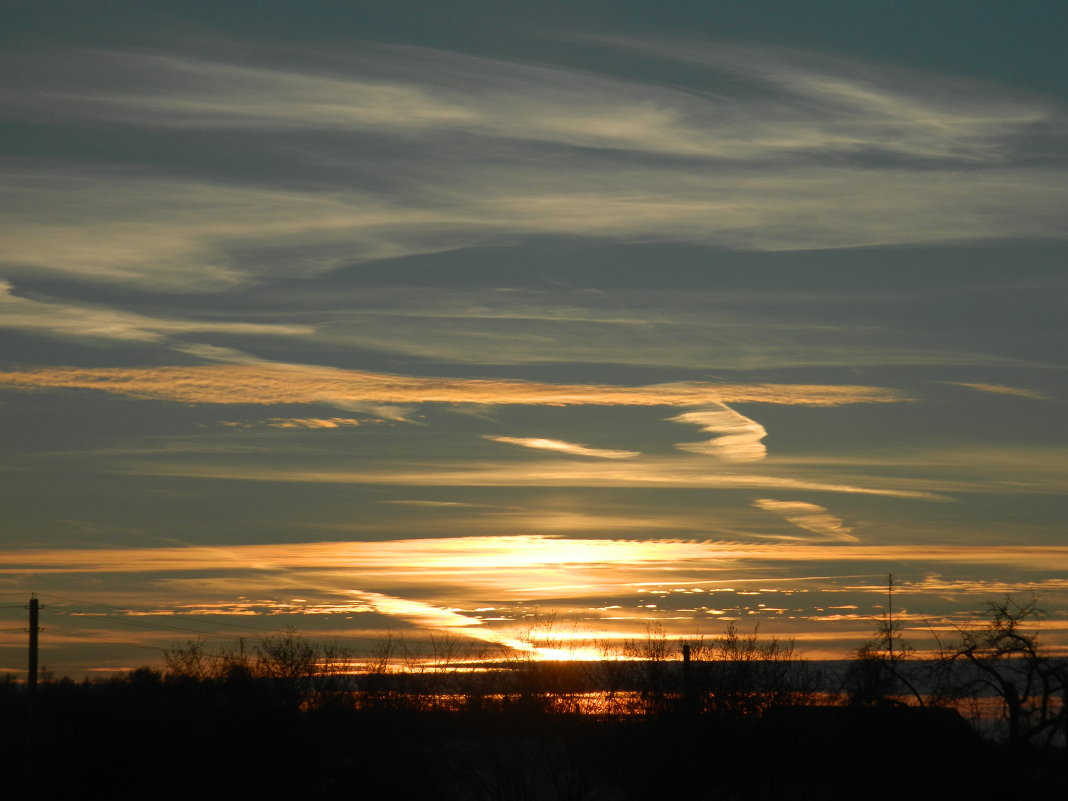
[2,1,1067,675]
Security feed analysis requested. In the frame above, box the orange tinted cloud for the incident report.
[944,382,1050,400]
[348,590,606,658]
[752,498,859,542]
[483,435,640,459]
[219,417,366,430]
[129,458,947,499]
[3,535,1066,576]
[0,363,907,408]
[669,404,767,461]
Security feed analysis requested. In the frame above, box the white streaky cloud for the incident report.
[767,446,1068,473]
[347,590,487,631]
[457,164,1068,251]
[0,168,462,290]
[669,404,767,461]
[752,498,859,543]
[761,448,1068,497]
[943,382,1050,400]
[4,43,1055,164]
[1,51,479,132]
[2,42,1067,291]
[3,165,1066,293]
[0,363,908,408]
[121,458,948,500]
[580,36,1059,163]
[483,435,640,459]
[326,399,421,423]
[309,286,1039,371]
[171,343,274,363]
[0,279,312,342]
[346,590,591,656]
[95,442,1067,498]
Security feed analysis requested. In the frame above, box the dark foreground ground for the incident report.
[3,675,1065,801]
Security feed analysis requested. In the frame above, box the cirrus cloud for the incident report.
[0,279,312,342]
[752,498,859,542]
[943,382,1050,400]
[668,404,767,461]
[3,40,1067,293]
[0,363,908,409]
[483,435,640,459]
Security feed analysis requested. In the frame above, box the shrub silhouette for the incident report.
[4,607,1064,799]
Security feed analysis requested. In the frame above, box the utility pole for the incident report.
[28,593,39,690]
[26,593,40,801]
[680,641,693,714]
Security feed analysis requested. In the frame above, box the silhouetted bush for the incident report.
[3,611,1065,800]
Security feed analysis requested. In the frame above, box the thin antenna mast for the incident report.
[886,572,894,662]
[28,594,39,689]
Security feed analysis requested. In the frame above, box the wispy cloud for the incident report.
[219,417,366,430]
[4,535,1067,577]
[318,505,741,538]
[668,404,767,461]
[0,279,312,342]
[582,35,1059,163]
[468,510,712,534]
[752,499,858,542]
[122,458,947,500]
[7,42,1055,164]
[484,435,640,459]
[2,41,1066,292]
[5,534,1067,659]
[0,168,397,289]
[882,576,1068,595]
[348,590,596,657]
[7,163,1063,294]
[768,446,1068,473]
[0,363,907,408]
[301,285,1039,371]
[347,590,488,632]
[379,500,502,509]
[762,447,1068,497]
[943,382,1050,400]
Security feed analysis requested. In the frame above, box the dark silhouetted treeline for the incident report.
[3,610,1065,800]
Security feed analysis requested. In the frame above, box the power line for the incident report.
[39,593,312,637]
[54,612,244,641]
[31,592,387,657]
[43,627,169,653]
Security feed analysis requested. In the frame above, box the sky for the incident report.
[2,0,1067,675]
